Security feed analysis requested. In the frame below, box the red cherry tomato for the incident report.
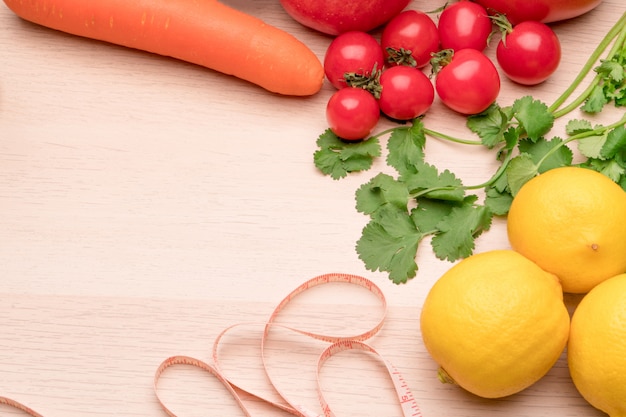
[438,1,493,52]
[496,21,561,85]
[378,66,435,121]
[435,49,501,115]
[324,31,384,90]
[326,88,380,140]
[381,10,440,68]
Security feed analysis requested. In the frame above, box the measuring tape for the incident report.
[316,340,421,417]
[155,272,422,417]
[0,273,422,417]
[0,396,45,416]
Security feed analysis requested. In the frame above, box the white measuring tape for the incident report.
[0,396,45,416]
[155,272,422,417]
[1,273,422,417]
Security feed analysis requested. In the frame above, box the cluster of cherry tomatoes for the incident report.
[324,1,562,141]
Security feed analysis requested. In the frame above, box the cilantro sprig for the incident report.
[313,11,626,284]
[313,129,383,180]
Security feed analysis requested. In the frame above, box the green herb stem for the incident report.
[411,185,455,199]
[549,11,626,116]
[448,110,626,198]
[537,112,626,168]
[462,145,517,191]
[424,128,483,145]
[370,126,402,140]
[410,141,518,200]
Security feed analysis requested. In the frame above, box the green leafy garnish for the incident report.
[582,48,626,113]
[313,129,381,180]
[430,200,492,262]
[356,204,423,284]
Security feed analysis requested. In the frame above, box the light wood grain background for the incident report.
[1,0,623,415]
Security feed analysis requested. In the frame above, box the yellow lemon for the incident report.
[420,249,570,398]
[507,166,626,294]
[568,273,626,417]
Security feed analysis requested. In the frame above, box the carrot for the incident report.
[2,0,325,96]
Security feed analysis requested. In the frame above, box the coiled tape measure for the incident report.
[1,273,422,417]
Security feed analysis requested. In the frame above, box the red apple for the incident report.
[279,0,411,36]
[473,0,603,24]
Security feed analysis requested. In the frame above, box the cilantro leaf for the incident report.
[601,125,626,160]
[577,133,608,159]
[614,87,626,107]
[512,96,554,141]
[386,119,426,176]
[483,165,514,215]
[581,85,609,113]
[597,56,626,106]
[466,104,510,148]
[490,166,510,193]
[506,153,538,195]
[574,126,626,185]
[410,198,458,234]
[582,51,626,113]
[503,125,521,150]
[355,173,410,216]
[402,161,465,202]
[597,59,626,82]
[518,137,573,172]
[356,205,425,284]
[484,186,514,216]
[574,124,626,161]
[430,203,492,262]
[566,119,594,135]
[314,130,381,180]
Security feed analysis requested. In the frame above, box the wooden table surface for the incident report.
[1,0,623,415]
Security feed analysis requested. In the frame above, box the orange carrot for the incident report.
[2,0,325,96]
